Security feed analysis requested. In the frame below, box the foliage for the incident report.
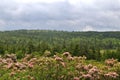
[0,53,120,80]
[0,30,120,61]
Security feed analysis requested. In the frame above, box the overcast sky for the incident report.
[0,0,120,31]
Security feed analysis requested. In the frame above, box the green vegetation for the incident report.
[0,53,120,80]
[0,30,120,80]
[0,30,120,61]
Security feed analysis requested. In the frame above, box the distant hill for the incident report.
[0,30,120,39]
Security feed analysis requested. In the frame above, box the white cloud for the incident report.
[0,20,5,26]
[15,0,65,4]
[0,0,120,31]
[83,25,94,31]
[0,20,6,31]
[68,0,95,5]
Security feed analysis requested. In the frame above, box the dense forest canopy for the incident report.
[0,30,120,61]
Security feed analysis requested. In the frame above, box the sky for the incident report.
[0,0,120,31]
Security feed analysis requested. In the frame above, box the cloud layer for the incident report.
[0,0,120,31]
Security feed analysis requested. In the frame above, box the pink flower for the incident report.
[60,62,66,67]
[7,63,13,69]
[88,66,99,74]
[54,55,63,62]
[82,74,92,79]
[104,72,119,78]
[28,63,34,68]
[105,58,118,67]
[74,77,79,80]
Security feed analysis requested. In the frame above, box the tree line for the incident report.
[0,30,120,61]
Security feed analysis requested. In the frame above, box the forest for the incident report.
[0,30,120,60]
[0,30,120,80]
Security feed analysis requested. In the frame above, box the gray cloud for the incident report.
[0,0,120,31]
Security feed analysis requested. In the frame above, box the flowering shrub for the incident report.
[104,72,119,79]
[0,53,119,80]
[105,58,118,67]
